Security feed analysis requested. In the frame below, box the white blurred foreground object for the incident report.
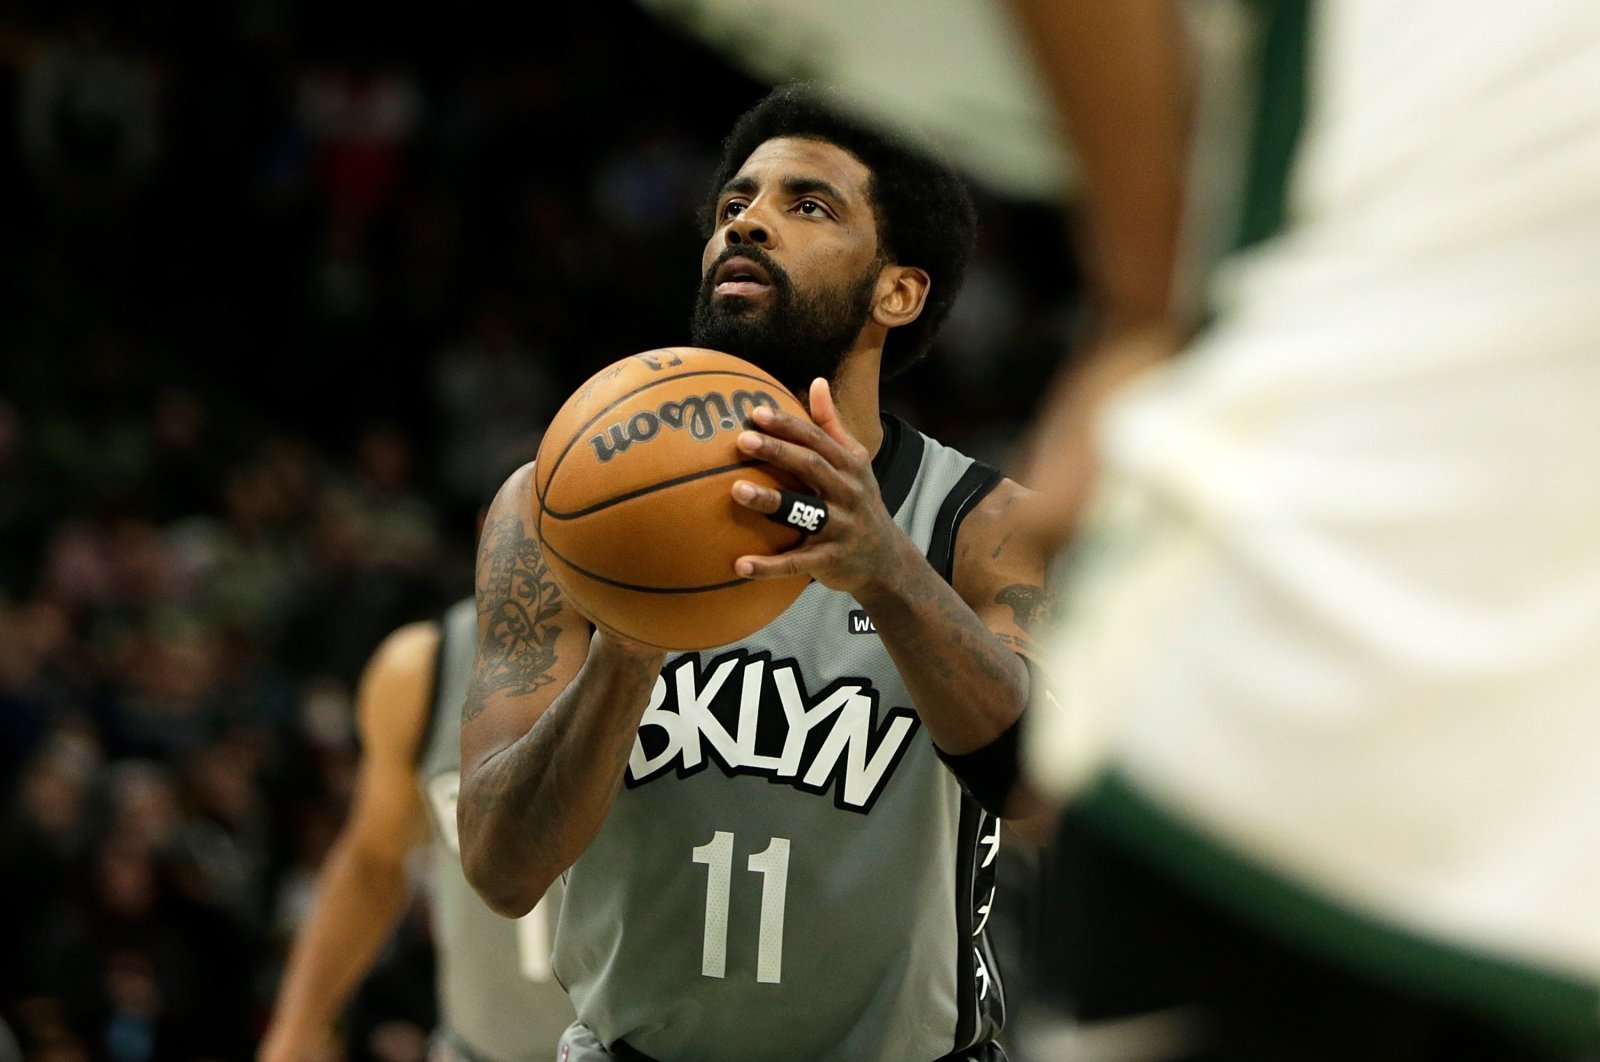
[633,0,1069,202]
[1023,0,1600,1045]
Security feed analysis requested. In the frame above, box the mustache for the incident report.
[701,245,792,295]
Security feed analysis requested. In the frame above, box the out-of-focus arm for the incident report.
[1008,0,1192,334]
[257,623,436,1062]
[1005,0,1194,548]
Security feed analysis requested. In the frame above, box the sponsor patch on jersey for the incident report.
[625,649,919,813]
[846,609,876,634]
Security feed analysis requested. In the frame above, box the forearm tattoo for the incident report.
[462,513,563,722]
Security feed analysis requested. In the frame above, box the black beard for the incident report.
[690,246,878,401]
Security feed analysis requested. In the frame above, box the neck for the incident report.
[825,345,885,458]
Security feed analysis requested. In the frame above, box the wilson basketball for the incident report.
[534,347,813,650]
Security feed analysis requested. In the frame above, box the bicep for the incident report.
[460,463,592,776]
[952,480,1066,836]
[952,479,1057,662]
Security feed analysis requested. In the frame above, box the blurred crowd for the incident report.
[0,1,1081,1059]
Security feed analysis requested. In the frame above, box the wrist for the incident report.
[850,534,926,612]
[590,627,668,667]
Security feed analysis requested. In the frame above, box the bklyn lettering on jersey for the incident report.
[626,650,920,814]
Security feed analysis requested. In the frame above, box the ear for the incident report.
[871,265,931,331]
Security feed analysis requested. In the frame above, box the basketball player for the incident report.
[1006,0,1600,1058]
[259,589,574,1062]
[457,85,1057,1061]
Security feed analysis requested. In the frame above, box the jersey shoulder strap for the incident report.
[925,457,1003,583]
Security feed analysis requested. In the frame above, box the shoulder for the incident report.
[482,459,539,528]
[966,476,1036,531]
[368,620,444,682]
[507,458,538,497]
[356,619,444,758]
[951,476,1052,596]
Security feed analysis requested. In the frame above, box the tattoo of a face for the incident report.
[995,583,1057,636]
[462,513,563,722]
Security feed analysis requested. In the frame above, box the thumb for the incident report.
[808,377,852,449]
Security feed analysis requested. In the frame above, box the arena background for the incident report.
[0,1,1086,1059]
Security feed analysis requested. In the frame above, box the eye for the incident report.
[796,199,825,216]
[721,200,747,220]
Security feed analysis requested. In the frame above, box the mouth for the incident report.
[712,255,773,298]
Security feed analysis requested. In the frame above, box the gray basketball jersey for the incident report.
[554,414,1006,1062]
[417,597,576,1061]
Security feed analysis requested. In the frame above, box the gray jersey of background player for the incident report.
[458,85,1058,1062]
[259,595,573,1062]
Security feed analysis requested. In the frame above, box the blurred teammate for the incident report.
[1007,0,1600,1058]
[458,85,1058,1062]
[260,529,574,1061]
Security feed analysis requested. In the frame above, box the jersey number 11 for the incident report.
[691,831,790,984]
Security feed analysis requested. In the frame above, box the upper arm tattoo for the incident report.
[462,512,564,722]
[995,583,1057,636]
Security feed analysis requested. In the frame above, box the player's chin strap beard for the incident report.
[764,489,830,536]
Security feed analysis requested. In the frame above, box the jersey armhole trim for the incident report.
[874,411,926,518]
[926,462,1004,584]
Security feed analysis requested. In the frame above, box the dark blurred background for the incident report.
[0,1,1081,1058]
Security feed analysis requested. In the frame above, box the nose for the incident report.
[724,209,774,250]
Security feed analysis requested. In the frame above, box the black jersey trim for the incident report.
[873,412,924,518]
[926,461,1003,582]
[931,458,1006,1050]
[953,796,1006,1050]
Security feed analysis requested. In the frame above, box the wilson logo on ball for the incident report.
[588,388,784,463]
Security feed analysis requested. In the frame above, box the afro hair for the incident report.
[704,83,979,380]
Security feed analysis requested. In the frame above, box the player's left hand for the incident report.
[730,377,912,595]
